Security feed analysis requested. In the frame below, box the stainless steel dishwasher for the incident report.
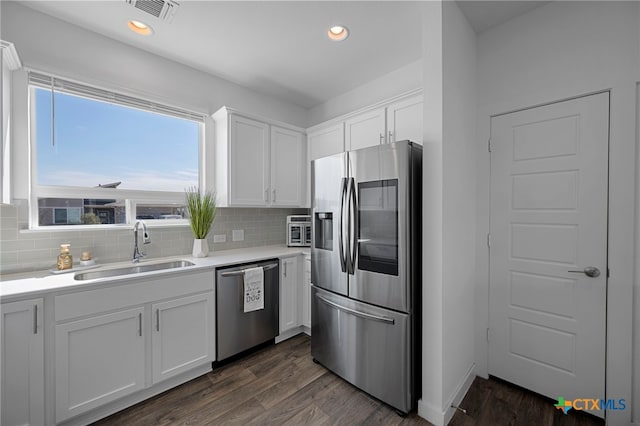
[215,259,279,361]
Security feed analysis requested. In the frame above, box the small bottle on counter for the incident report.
[57,243,73,270]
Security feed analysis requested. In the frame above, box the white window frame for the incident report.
[27,71,207,230]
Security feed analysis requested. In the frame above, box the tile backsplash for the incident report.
[0,200,307,275]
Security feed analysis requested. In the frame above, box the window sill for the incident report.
[21,220,191,233]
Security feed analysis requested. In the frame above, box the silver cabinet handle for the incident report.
[265,188,270,202]
[33,304,38,334]
[379,133,384,144]
[156,309,160,332]
[220,263,278,277]
[568,266,601,278]
[388,130,393,144]
[138,313,142,337]
[317,294,394,324]
[273,189,276,203]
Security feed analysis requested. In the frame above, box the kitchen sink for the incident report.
[74,260,195,281]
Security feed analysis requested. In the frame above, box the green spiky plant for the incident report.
[185,187,217,239]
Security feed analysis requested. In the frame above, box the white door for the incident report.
[1,299,44,426]
[270,126,304,206]
[386,95,423,145]
[344,108,386,151]
[55,307,146,422]
[229,114,270,206]
[489,92,609,417]
[151,293,214,383]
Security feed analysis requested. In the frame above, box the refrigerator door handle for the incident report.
[316,294,395,324]
[339,177,348,273]
[347,177,358,275]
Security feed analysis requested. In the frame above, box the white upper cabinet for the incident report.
[344,107,386,151]
[271,126,304,206]
[386,95,423,145]
[213,107,306,207]
[307,122,344,161]
[228,115,270,206]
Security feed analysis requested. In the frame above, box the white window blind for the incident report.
[28,71,205,123]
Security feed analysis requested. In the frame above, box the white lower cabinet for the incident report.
[279,256,299,334]
[301,254,311,330]
[53,270,215,423]
[1,298,44,426]
[151,293,214,383]
[55,307,146,422]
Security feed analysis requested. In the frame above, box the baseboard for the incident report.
[443,364,476,425]
[418,399,446,426]
[275,326,304,343]
[417,365,476,426]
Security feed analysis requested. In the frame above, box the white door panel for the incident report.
[489,92,608,417]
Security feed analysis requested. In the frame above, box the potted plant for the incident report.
[185,186,217,258]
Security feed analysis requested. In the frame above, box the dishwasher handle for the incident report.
[219,263,278,277]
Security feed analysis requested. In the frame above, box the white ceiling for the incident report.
[19,1,548,109]
[456,1,549,33]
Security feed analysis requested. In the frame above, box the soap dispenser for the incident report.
[57,243,73,270]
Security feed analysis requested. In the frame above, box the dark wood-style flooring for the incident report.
[93,334,604,426]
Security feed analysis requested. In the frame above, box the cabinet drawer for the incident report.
[55,270,214,322]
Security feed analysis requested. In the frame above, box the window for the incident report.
[28,72,205,228]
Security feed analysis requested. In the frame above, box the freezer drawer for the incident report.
[310,285,416,413]
[216,260,279,361]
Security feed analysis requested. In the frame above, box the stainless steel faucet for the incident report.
[132,220,151,263]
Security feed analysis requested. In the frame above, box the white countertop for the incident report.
[1,245,310,302]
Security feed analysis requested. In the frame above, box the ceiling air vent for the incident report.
[125,0,180,22]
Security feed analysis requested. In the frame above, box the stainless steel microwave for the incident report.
[287,215,311,247]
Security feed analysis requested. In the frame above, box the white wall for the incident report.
[0,2,307,127]
[1,1,309,201]
[307,60,422,126]
[474,3,640,425]
[635,82,640,426]
[441,1,477,422]
[418,1,444,423]
[418,2,477,426]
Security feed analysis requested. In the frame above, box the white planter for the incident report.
[192,239,209,258]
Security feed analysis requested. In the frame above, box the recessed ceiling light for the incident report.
[327,25,349,41]
[128,19,153,36]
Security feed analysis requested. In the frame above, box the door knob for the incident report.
[568,266,601,278]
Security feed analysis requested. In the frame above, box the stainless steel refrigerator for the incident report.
[311,140,422,415]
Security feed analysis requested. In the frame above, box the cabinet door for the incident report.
[229,115,270,206]
[270,126,304,206]
[1,299,44,426]
[344,108,386,151]
[301,255,311,329]
[151,293,214,384]
[386,96,423,145]
[55,307,145,422]
[279,257,299,333]
[308,123,345,161]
